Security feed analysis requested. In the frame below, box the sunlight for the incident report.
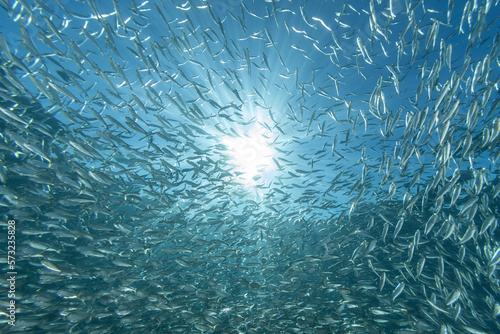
[223,123,276,187]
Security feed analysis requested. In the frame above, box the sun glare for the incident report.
[224,123,276,186]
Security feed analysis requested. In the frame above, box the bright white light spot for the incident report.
[224,124,275,186]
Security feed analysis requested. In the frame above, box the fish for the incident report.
[0,0,499,333]
[392,282,405,302]
[446,289,461,306]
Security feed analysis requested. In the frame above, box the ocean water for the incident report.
[0,0,499,333]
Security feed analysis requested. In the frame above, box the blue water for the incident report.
[0,0,499,333]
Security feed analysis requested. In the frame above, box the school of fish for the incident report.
[0,0,500,333]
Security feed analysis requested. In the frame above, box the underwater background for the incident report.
[0,0,500,333]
